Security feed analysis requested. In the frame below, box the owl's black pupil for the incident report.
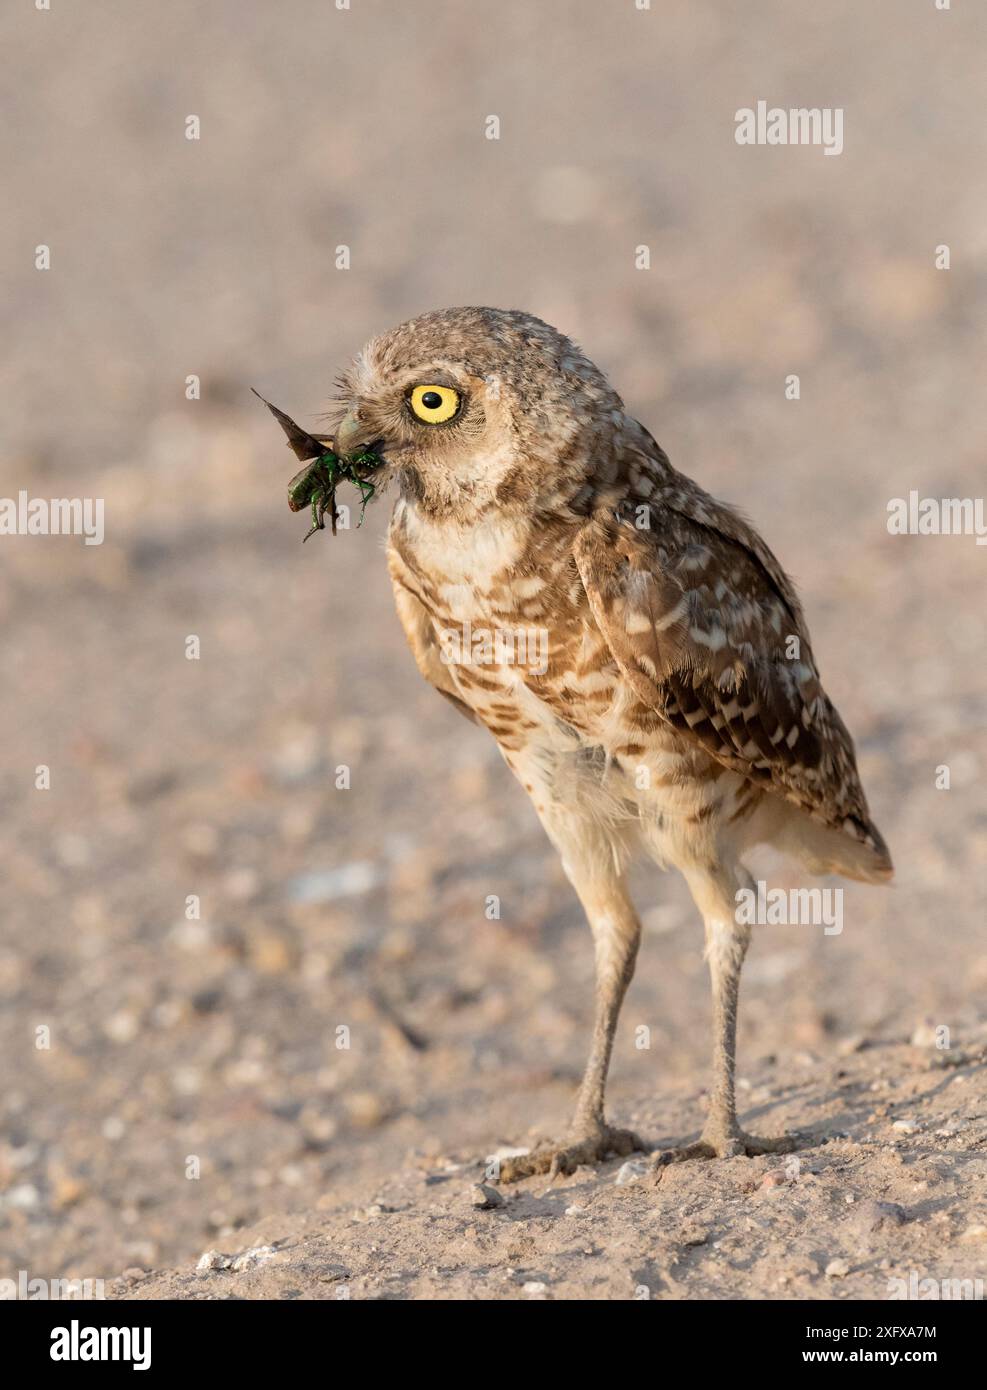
[421,391,443,410]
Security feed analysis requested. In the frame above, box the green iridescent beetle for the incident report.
[252,388,382,541]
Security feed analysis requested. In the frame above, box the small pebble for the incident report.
[287,862,380,905]
[614,1159,649,1186]
[825,1259,850,1278]
[470,1183,503,1211]
[196,1250,231,1272]
[103,1009,140,1044]
[51,1173,86,1210]
[848,1199,907,1234]
[2,1184,39,1211]
[759,1167,792,1190]
[231,1244,277,1272]
[344,1092,387,1129]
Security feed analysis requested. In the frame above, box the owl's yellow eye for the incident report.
[408,384,461,424]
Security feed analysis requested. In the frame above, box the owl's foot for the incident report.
[652,1127,802,1169]
[495,1124,645,1183]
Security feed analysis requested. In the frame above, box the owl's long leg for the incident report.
[569,869,642,1141]
[655,866,798,1166]
[497,826,645,1182]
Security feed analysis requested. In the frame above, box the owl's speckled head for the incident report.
[331,307,624,519]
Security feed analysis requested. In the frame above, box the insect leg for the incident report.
[302,487,327,543]
[355,478,376,527]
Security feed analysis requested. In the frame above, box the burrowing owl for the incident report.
[329,306,892,1180]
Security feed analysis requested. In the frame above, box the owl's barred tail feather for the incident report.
[775,810,894,885]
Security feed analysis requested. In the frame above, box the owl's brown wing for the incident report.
[573,496,886,856]
[387,544,479,726]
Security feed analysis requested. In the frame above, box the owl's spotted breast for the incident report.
[386,473,754,854]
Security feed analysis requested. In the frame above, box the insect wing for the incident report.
[252,388,330,462]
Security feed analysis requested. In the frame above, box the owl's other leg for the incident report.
[655,865,798,1167]
[497,810,645,1182]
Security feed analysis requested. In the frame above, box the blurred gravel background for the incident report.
[1,0,985,1286]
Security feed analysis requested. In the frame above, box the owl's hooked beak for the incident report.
[334,409,381,462]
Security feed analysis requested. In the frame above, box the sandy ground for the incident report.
[1,1,985,1301]
[120,1032,987,1301]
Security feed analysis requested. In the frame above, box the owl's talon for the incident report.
[653,1128,803,1169]
[494,1125,644,1184]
